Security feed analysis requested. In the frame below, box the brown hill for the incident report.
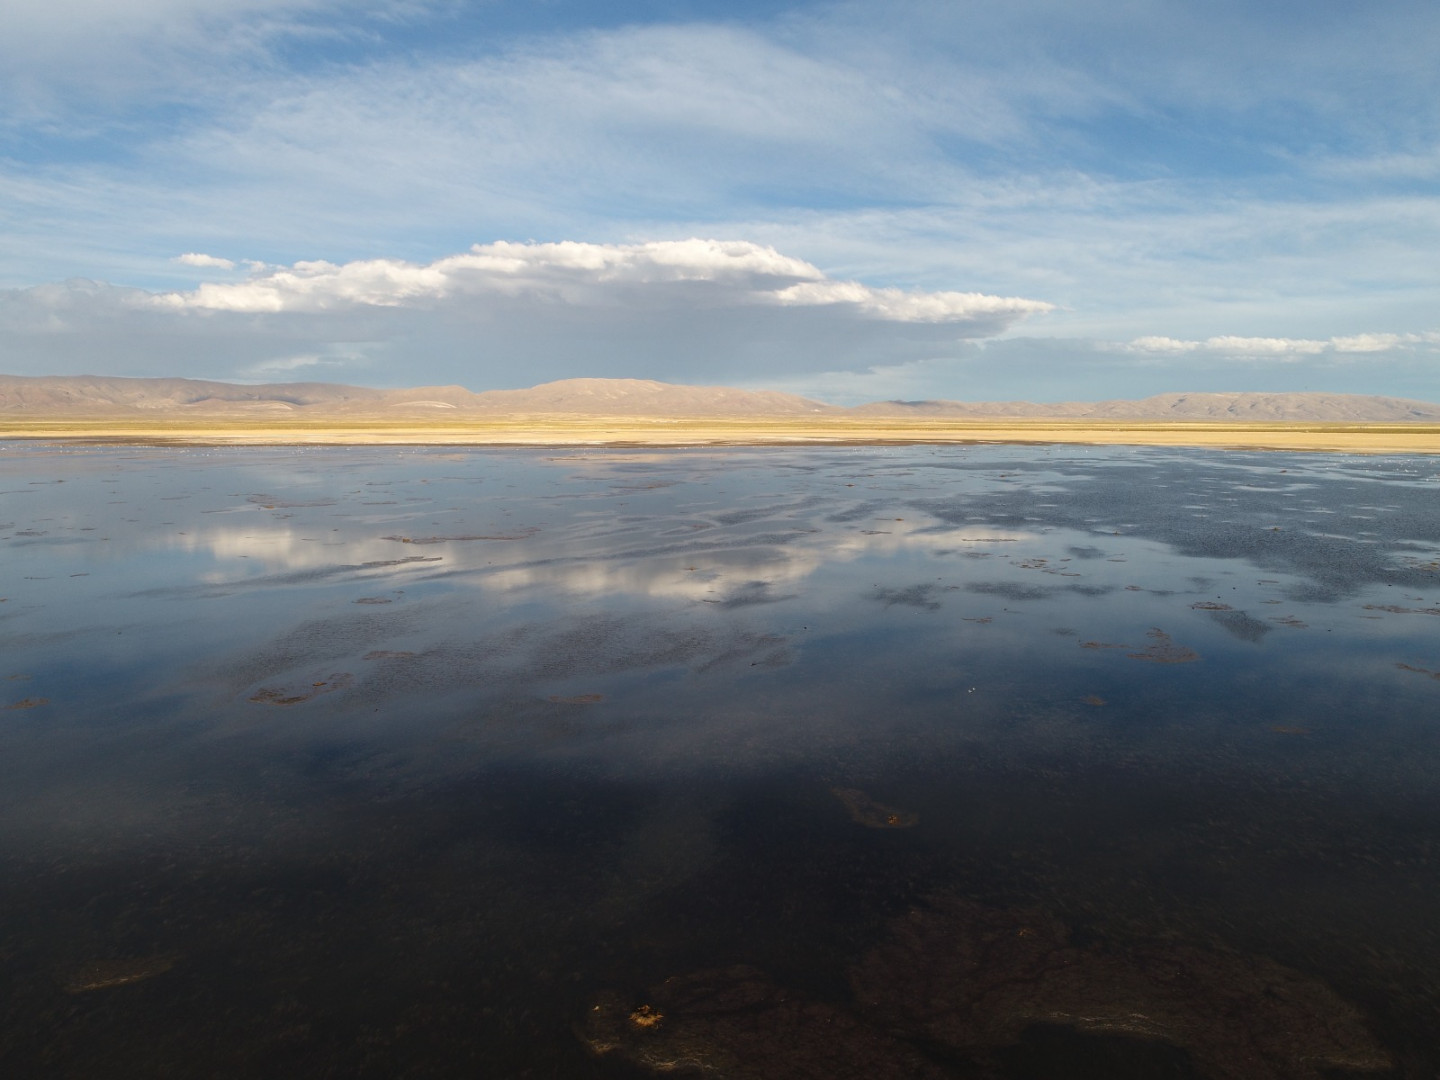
[854,391,1440,422]
[459,378,838,416]
[1096,392,1440,421]
[0,375,833,418]
[3,375,1438,422]
[0,375,383,412]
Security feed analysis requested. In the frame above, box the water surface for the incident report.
[2,443,1439,1077]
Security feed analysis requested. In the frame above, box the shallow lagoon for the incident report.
[2,442,1440,1077]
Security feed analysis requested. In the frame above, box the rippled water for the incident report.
[2,443,1439,1077]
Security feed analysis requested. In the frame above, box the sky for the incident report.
[2,0,1438,403]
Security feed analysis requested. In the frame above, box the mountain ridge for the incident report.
[3,374,1439,422]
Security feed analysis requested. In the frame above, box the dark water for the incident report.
[2,443,1439,1078]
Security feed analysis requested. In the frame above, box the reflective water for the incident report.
[2,443,1439,1077]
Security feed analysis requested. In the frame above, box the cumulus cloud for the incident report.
[0,239,1052,385]
[769,280,1046,322]
[1205,336,1328,356]
[1330,331,1440,353]
[175,252,236,270]
[1127,336,1199,354]
[147,240,1052,323]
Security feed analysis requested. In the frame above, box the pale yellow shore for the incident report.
[6,414,1440,453]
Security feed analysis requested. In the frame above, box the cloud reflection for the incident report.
[164,515,1039,604]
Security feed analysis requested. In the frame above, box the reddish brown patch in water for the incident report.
[1127,629,1199,664]
[3,697,48,710]
[832,787,918,829]
[548,693,604,705]
[585,898,1392,1079]
[66,955,177,993]
[249,672,353,706]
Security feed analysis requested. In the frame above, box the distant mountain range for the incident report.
[3,374,1439,422]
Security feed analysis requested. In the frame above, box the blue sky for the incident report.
[2,0,1438,402]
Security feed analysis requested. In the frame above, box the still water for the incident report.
[2,442,1439,1077]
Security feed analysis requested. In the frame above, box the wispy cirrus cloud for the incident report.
[0,0,427,118]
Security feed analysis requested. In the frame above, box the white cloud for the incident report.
[176,252,236,270]
[1127,335,1199,353]
[148,240,1051,324]
[1125,332,1440,359]
[770,280,1048,322]
[239,353,352,378]
[0,240,1052,385]
[1330,333,1404,353]
[1330,331,1440,353]
[1203,336,1328,356]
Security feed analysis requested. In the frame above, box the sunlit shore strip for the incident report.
[6,416,1440,453]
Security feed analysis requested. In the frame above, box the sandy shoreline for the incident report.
[6,415,1440,452]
